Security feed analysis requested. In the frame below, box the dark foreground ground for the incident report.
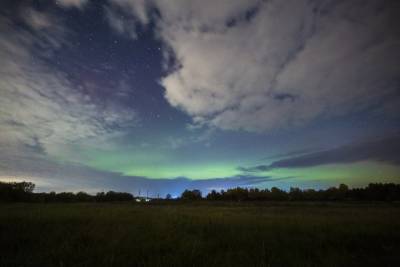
[1,202,400,267]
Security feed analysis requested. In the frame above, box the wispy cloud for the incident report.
[239,134,400,172]
[104,5,140,39]
[55,0,89,9]
[0,8,138,159]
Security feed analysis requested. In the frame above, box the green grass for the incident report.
[1,202,400,267]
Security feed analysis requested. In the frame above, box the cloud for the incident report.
[55,0,89,9]
[107,0,400,132]
[108,0,149,25]
[22,8,53,30]
[0,9,138,158]
[104,6,139,39]
[104,0,153,39]
[239,134,400,172]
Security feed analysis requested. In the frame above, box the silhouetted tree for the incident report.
[96,191,133,202]
[181,189,202,200]
[2,181,400,203]
[56,192,76,202]
[206,190,221,200]
[270,187,288,201]
[0,181,35,201]
[76,191,93,202]
[289,187,304,201]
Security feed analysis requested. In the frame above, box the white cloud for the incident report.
[55,0,89,9]
[104,6,139,39]
[0,13,137,158]
[104,0,153,39]
[109,0,149,25]
[108,0,400,132]
[22,8,53,30]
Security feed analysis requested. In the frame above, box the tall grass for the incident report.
[1,202,399,266]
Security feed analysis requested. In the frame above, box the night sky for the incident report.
[1,0,399,197]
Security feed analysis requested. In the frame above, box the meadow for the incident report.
[1,202,400,267]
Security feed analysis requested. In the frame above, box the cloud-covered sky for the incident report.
[125,0,399,132]
[0,0,399,195]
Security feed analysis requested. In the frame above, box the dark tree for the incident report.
[0,181,35,201]
[181,189,202,200]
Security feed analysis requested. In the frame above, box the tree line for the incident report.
[0,181,133,202]
[1,181,400,202]
[181,183,400,201]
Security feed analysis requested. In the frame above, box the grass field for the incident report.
[1,202,400,267]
